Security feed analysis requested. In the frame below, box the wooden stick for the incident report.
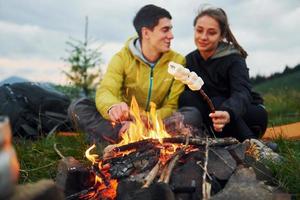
[163,136,190,184]
[65,186,97,200]
[162,137,239,147]
[91,164,110,187]
[199,89,215,113]
[112,137,239,153]
[163,152,182,184]
[142,160,162,188]
[202,137,211,200]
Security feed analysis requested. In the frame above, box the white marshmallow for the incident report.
[168,62,190,81]
[168,61,204,91]
[188,76,204,91]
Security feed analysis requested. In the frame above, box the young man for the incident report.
[68,5,198,144]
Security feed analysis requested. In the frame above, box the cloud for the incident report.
[0,20,67,59]
[0,57,67,83]
[0,0,299,83]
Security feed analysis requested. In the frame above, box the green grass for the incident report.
[14,134,90,184]
[262,90,300,126]
[254,71,300,126]
[266,138,300,195]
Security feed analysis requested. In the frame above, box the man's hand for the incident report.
[108,102,130,122]
[209,111,230,132]
[118,121,131,138]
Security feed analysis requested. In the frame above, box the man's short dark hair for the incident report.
[133,4,172,39]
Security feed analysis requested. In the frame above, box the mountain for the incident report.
[0,76,29,86]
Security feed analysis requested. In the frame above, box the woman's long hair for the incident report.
[194,7,248,58]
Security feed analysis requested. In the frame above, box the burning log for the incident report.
[160,136,190,184]
[106,147,160,179]
[111,137,238,153]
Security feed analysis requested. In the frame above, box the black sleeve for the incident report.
[219,57,253,120]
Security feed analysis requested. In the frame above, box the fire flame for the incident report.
[85,144,118,199]
[84,97,184,199]
[117,97,171,146]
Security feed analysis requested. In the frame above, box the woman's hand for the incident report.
[209,111,230,132]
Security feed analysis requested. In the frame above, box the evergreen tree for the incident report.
[63,16,102,97]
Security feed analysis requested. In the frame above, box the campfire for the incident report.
[57,98,284,200]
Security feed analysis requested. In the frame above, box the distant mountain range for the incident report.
[0,76,29,86]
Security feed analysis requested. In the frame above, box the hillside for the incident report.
[253,70,300,126]
[254,70,300,93]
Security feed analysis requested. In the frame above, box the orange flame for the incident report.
[84,97,184,199]
[117,97,171,146]
[85,144,118,199]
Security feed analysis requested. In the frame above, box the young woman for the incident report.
[179,7,268,141]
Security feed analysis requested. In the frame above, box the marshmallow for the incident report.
[168,61,204,91]
[168,62,190,82]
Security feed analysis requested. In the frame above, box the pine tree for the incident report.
[63,16,102,97]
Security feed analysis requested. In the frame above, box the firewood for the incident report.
[113,139,158,152]
[103,144,118,160]
[91,164,110,187]
[142,160,162,188]
[202,137,211,200]
[112,137,239,153]
[65,185,97,200]
[163,153,181,184]
[162,137,239,147]
[163,136,190,184]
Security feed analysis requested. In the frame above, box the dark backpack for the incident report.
[0,82,72,138]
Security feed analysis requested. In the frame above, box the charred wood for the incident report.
[106,148,160,179]
[111,137,239,153]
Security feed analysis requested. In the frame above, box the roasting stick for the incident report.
[199,89,215,113]
[168,62,215,113]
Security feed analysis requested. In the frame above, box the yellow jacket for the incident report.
[96,37,185,120]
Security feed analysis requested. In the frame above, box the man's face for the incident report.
[144,17,174,53]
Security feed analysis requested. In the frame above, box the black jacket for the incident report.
[185,43,263,119]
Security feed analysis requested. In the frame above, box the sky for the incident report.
[0,0,299,84]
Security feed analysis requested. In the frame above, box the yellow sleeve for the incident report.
[95,53,125,119]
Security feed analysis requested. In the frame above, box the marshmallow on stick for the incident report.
[168,61,204,90]
[168,61,215,112]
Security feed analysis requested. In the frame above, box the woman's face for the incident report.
[194,15,222,55]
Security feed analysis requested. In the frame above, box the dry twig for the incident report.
[202,136,211,200]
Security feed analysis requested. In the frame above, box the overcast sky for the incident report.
[0,0,299,84]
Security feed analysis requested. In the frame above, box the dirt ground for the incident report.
[263,122,300,140]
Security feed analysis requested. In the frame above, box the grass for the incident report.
[254,70,300,126]
[263,90,300,126]
[266,137,300,195]
[14,134,90,184]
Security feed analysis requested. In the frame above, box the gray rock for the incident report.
[208,147,236,180]
[211,166,273,200]
[225,143,248,163]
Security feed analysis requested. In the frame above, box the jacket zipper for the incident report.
[145,65,154,111]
